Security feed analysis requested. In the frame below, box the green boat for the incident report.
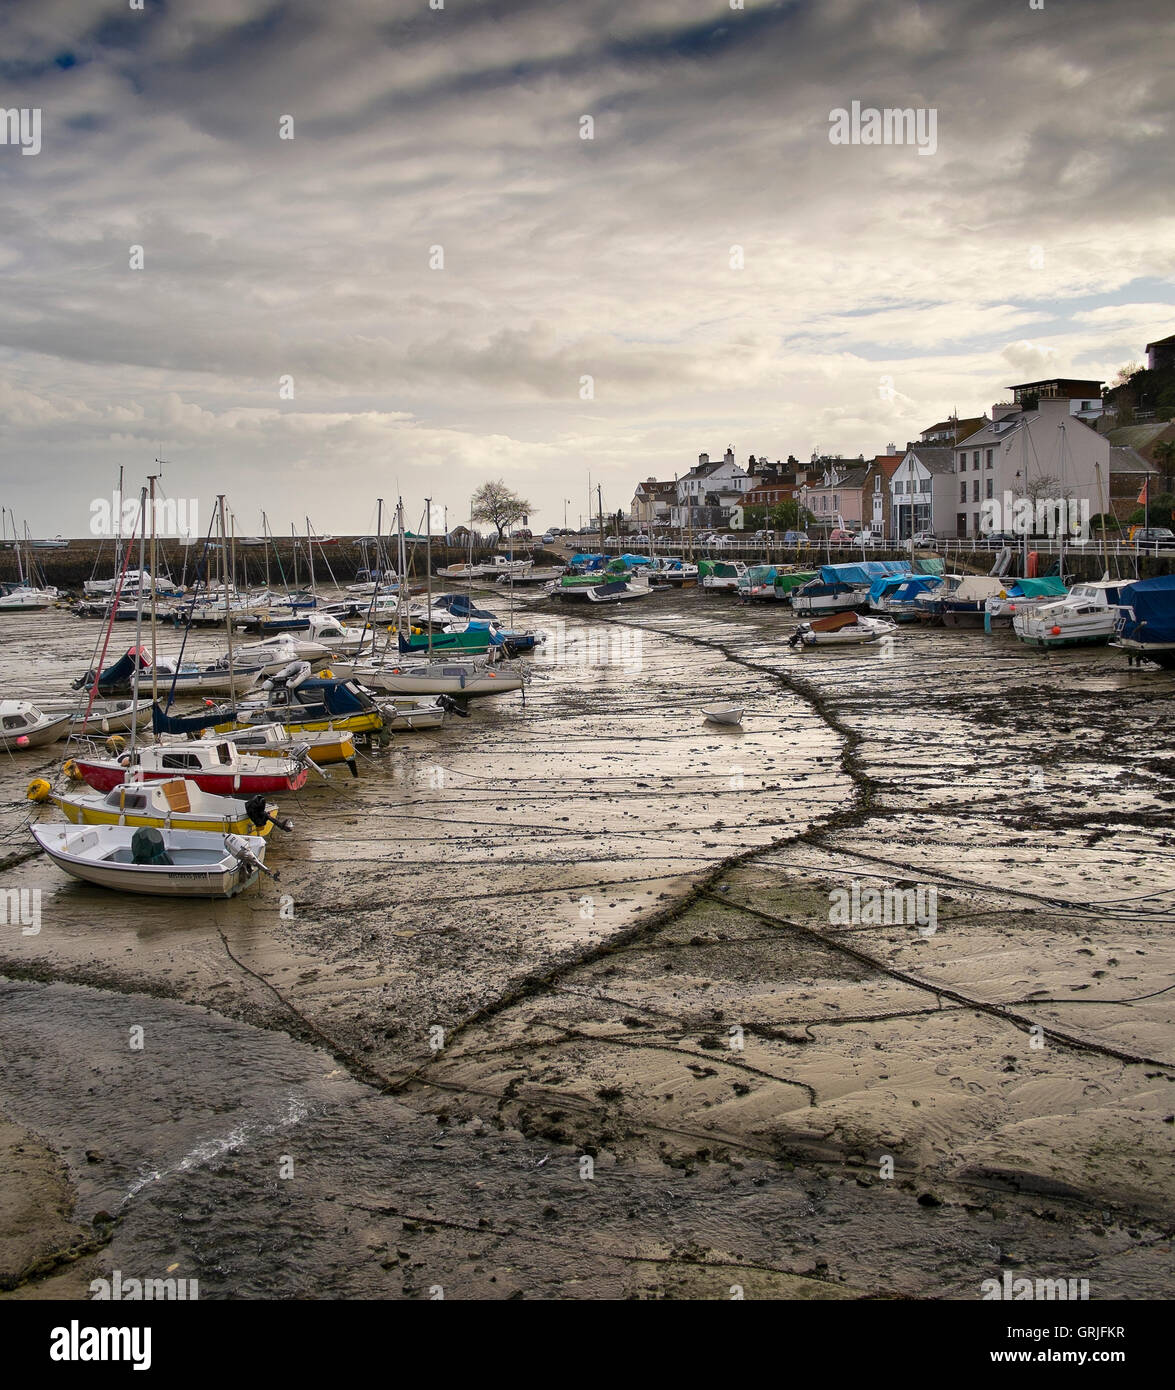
[773,570,817,600]
[397,627,490,654]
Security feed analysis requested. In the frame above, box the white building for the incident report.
[670,448,751,528]
[890,447,955,539]
[953,397,1112,538]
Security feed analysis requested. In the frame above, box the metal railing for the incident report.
[599,535,1174,560]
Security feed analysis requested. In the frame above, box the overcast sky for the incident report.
[1,0,1172,536]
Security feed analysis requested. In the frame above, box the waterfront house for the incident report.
[890,447,955,539]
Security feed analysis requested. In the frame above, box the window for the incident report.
[972,480,980,503]
[985,450,993,468]
[985,478,993,499]
[974,452,980,467]
[832,495,839,509]
[959,482,967,503]
[919,479,931,494]
[973,513,980,533]
[161,753,200,770]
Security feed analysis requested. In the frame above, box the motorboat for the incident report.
[700,561,748,592]
[645,557,699,587]
[0,582,56,612]
[983,577,1068,630]
[38,698,154,736]
[1114,574,1175,668]
[31,823,269,898]
[1013,595,1118,648]
[789,613,896,647]
[584,575,652,603]
[0,700,72,750]
[789,578,865,617]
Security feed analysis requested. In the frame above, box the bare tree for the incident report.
[471,480,534,542]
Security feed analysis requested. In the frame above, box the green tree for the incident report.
[1127,492,1175,526]
[471,480,534,542]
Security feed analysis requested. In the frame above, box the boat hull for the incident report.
[73,760,306,797]
[31,825,264,898]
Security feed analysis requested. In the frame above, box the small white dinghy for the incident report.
[31,823,270,898]
[702,704,744,726]
[789,613,896,648]
[0,700,72,750]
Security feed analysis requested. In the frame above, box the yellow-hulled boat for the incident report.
[37,776,289,837]
[218,723,358,766]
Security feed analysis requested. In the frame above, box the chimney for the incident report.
[886,442,896,455]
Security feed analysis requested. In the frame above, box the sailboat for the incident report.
[0,509,58,610]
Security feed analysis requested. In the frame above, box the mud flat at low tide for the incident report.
[0,593,1172,1299]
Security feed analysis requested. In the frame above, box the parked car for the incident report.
[911,530,936,546]
[853,531,878,547]
[828,529,854,544]
[783,531,810,544]
[980,531,1018,544]
[1134,528,1175,545]
[541,532,557,544]
[752,529,776,541]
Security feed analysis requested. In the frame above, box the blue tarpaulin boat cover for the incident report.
[569,553,604,568]
[867,573,936,602]
[818,560,911,584]
[1117,574,1175,644]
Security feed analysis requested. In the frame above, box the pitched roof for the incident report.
[1109,446,1157,475]
[1104,423,1175,453]
[920,415,986,442]
[1145,333,1175,350]
[902,445,955,475]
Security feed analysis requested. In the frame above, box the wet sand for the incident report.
[0,591,1172,1298]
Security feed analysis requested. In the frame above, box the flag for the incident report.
[1137,478,1149,506]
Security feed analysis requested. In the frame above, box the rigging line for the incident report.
[699,889,1174,1072]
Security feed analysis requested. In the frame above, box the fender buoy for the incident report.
[1051,625,1062,636]
[63,759,82,781]
[105,734,126,755]
[26,778,51,803]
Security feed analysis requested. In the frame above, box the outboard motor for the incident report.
[437,694,472,718]
[244,793,293,833]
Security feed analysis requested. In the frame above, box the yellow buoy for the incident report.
[62,759,82,782]
[105,734,126,755]
[26,778,51,803]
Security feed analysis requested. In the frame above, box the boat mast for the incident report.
[597,484,604,559]
[306,516,315,593]
[290,522,298,590]
[129,484,148,764]
[262,511,270,590]
[114,464,124,580]
[425,496,433,658]
[219,496,238,715]
[149,471,160,709]
[1058,423,1066,580]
